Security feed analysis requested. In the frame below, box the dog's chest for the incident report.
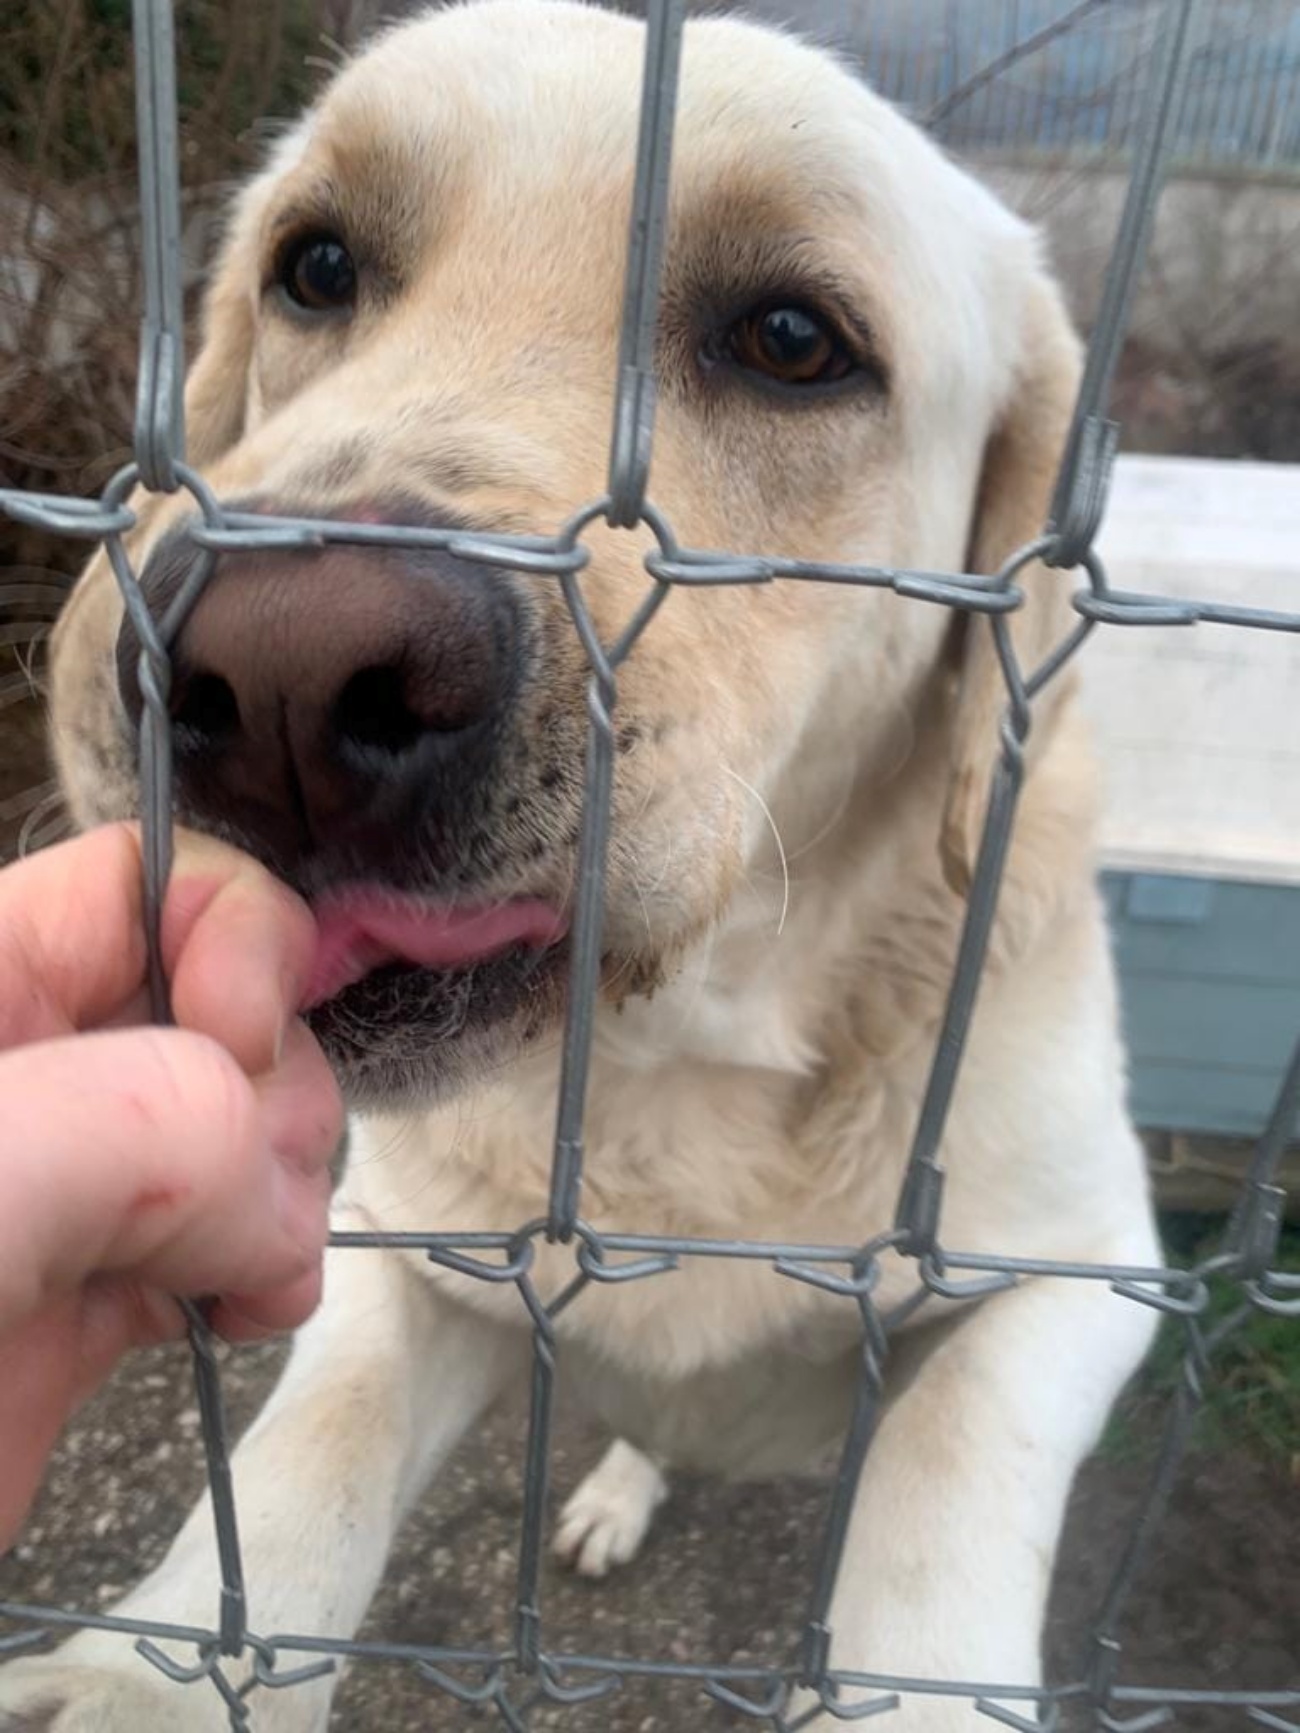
[346,1039,937,1380]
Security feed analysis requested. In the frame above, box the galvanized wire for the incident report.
[1,0,1297,1728]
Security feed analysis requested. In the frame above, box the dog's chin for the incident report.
[305,943,569,1110]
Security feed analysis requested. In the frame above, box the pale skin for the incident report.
[0,824,345,1548]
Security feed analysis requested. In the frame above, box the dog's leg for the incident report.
[0,1203,526,1733]
[553,1438,668,1577]
[790,1255,1158,1730]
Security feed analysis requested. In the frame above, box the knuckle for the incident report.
[131,1027,257,1159]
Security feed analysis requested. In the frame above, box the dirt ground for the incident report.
[1,1322,1297,1731]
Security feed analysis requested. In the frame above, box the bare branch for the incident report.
[927,0,1117,127]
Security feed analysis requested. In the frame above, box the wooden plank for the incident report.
[1083,456,1300,884]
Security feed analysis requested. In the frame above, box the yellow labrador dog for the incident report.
[2,1,1158,1726]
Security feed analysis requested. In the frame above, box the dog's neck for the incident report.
[593,683,1099,1084]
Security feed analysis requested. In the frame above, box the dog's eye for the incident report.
[277,232,357,314]
[727,304,853,386]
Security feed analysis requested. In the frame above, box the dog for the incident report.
[0,2,1159,1726]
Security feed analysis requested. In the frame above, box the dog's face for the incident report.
[48,0,1081,1106]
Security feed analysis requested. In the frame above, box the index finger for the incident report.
[0,825,149,1045]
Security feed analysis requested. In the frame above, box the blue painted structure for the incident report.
[1103,871,1300,1139]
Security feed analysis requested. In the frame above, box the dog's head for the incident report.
[49,0,1083,1106]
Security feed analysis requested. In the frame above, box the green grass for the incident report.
[1102,1215,1300,1471]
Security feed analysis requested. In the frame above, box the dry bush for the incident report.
[0,0,370,854]
[0,0,340,509]
[1113,339,1300,464]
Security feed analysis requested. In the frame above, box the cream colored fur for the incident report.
[1,4,1158,1728]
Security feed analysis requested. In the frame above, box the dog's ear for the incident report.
[182,196,263,467]
[939,269,1082,896]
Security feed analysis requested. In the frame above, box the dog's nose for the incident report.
[117,514,522,869]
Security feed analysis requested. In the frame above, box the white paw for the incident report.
[552,1439,667,1578]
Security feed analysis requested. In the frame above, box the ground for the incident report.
[2,1280,1297,1731]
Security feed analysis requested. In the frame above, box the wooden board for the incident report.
[1084,456,1300,885]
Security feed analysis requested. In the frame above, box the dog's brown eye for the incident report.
[729,304,852,386]
[278,233,357,313]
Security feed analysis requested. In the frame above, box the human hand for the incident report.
[0,823,344,1546]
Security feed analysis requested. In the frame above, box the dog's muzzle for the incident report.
[116,502,526,882]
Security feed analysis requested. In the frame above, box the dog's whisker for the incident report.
[21,814,74,855]
[0,622,53,651]
[722,766,790,937]
[348,1115,419,1171]
[0,668,44,710]
[632,877,656,953]
[17,789,70,858]
[16,637,48,687]
[637,824,677,903]
[782,766,859,866]
[0,778,59,826]
[674,914,722,1033]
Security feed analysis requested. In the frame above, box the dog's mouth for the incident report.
[297,884,572,1105]
[301,886,569,1010]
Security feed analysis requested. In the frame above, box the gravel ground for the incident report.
[2,1329,1296,1731]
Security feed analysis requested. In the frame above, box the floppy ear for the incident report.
[939,270,1083,896]
[181,197,262,467]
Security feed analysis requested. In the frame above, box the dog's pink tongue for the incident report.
[302,890,566,1010]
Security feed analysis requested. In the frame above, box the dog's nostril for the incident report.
[333,664,429,761]
[170,671,241,750]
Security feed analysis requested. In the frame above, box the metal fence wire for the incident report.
[853,0,1300,172]
[1,0,1299,1728]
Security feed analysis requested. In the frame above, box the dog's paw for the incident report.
[553,1439,667,1578]
[0,1655,246,1733]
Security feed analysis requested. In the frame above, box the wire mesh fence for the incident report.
[844,0,1300,172]
[0,0,1297,1728]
